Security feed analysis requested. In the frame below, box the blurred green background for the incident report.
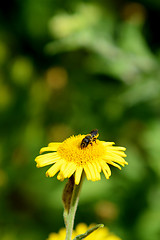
[0,0,160,240]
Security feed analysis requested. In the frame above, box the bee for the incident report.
[80,129,99,149]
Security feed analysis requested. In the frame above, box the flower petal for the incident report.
[94,161,101,173]
[102,168,110,179]
[103,153,126,165]
[48,142,61,149]
[87,162,101,181]
[75,167,83,185]
[107,161,122,170]
[84,165,92,180]
[35,152,60,167]
[46,161,63,177]
[91,162,101,180]
[102,142,115,146]
[75,223,88,235]
[87,162,97,181]
[107,149,127,157]
[57,172,65,181]
[109,146,126,151]
[63,162,76,178]
[100,160,111,177]
[40,147,59,154]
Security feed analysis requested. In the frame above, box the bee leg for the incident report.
[81,143,84,149]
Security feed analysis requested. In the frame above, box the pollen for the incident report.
[35,133,127,185]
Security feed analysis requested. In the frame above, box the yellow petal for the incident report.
[102,142,115,146]
[87,162,97,181]
[57,172,65,181]
[91,162,101,180]
[48,142,61,149]
[87,162,101,181]
[107,161,122,170]
[109,146,126,151]
[94,161,101,172]
[46,161,63,177]
[108,149,127,157]
[40,147,59,154]
[75,223,88,235]
[63,162,76,178]
[75,167,83,185]
[100,160,111,176]
[60,161,68,173]
[104,154,126,164]
[84,165,92,180]
[35,152,60,167]
[102,168,110,179]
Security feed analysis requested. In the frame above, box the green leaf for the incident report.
[73,224,104,240]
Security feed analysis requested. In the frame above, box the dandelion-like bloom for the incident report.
[35,134,127,185]
[47,223,121,240]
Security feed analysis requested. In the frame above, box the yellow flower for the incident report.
[47,223,121,240]
[35,134,127,185]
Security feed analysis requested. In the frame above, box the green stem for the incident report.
[65,172,84,240]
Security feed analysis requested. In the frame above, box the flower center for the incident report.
[57,135,106,165]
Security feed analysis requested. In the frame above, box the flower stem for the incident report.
[65,173,84,240]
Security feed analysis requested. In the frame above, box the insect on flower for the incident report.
[35,129,127,185]
[80,129,99,149]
